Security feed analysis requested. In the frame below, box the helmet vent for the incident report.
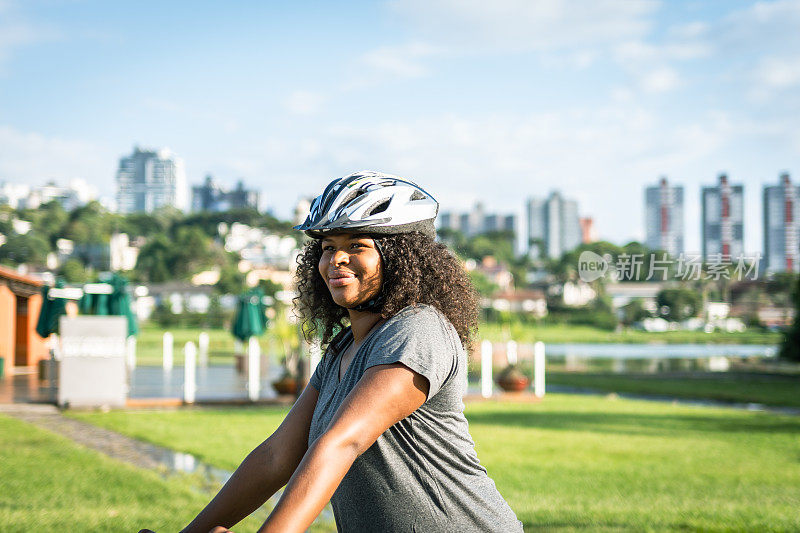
[410,190,426,201]
[339,189,365,207]
[368,199,391,216]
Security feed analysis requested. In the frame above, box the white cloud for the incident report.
[283,90,326,115]
[0,1,55,72]
[390,0,659,52]
[640,66,681,93]
[360,42,441,79]
[754,56,800,90]
[220,106,749,246]
[717,0,800,52]
[140,98,242,133]
[687,0,800,103]
[0,125,115,194]
[613,40,710,64]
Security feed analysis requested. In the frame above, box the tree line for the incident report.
[0,200,297,295]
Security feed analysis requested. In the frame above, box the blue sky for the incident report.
[1,0,799,253]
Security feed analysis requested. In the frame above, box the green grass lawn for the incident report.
[0,414,270,532]
[547,371,800,408]
[479,322,782,345]
[69,395,800,531]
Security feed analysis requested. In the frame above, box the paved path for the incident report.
[0,403,337,528]
[0,403,177,471]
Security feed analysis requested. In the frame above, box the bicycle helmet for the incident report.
[294,171,439,239]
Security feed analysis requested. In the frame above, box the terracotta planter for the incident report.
[272,377,297,395]
[497,365,530,392]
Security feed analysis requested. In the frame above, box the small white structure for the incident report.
[705,302,730,322]
[637,317,670,332]
[506,341,518,365]
[109,233,139,272]
[184,342,197,404]
[248,337,261,402]
[481,340,493,398]
[533,341,546,398]
[708,356,731,372]
[562,281,596,307]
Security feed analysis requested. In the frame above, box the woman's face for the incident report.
[318,233,383,309]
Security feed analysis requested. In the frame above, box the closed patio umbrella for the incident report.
[232,288,268,342]
[109,273,138,337]
[79,288,111,316]
[35,280,67,338]
[79,274,137,336]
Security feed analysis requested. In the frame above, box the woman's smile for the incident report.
[328,270,357,287]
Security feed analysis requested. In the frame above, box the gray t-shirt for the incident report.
[308,304,523,533]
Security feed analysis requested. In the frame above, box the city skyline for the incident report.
[1,1,799,253]
[3,161,799,258]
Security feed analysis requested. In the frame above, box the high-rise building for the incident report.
[763,172,800,273]
[191,175,259,212]
[701,173,744,260]
[437,203,521,254]
[226,180,260,211]
[438,203,516,237]
[645,177,684,257]
[526,191,581,259]
[116,146,187,213]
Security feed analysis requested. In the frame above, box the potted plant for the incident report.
[496,364,530,392]
[272,367,298,395]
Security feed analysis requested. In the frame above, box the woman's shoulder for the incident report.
[379,304,459,344]
[389,303,447,325]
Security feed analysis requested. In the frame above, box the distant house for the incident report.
[68,233,141,272]
[559,280,596,307]
[0,266,48,373]
[223,223,299,270]
[465,256,514,292]
[487,289,547,318]
[245,267,294,290]
[605,281,666,310]
[756,306,795,329]
[137,281,238,320]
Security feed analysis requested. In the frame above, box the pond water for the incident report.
[129,365,286,400]
[541,343,779,373]
[544,343,778,359]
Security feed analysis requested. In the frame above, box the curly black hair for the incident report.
[293,232,478,352]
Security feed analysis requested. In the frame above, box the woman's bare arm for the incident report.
[257,362,429,533]
[178,384,319,533]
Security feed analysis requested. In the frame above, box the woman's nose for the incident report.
[331,250,349,265]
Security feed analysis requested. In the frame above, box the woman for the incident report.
[167,171,523,532]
